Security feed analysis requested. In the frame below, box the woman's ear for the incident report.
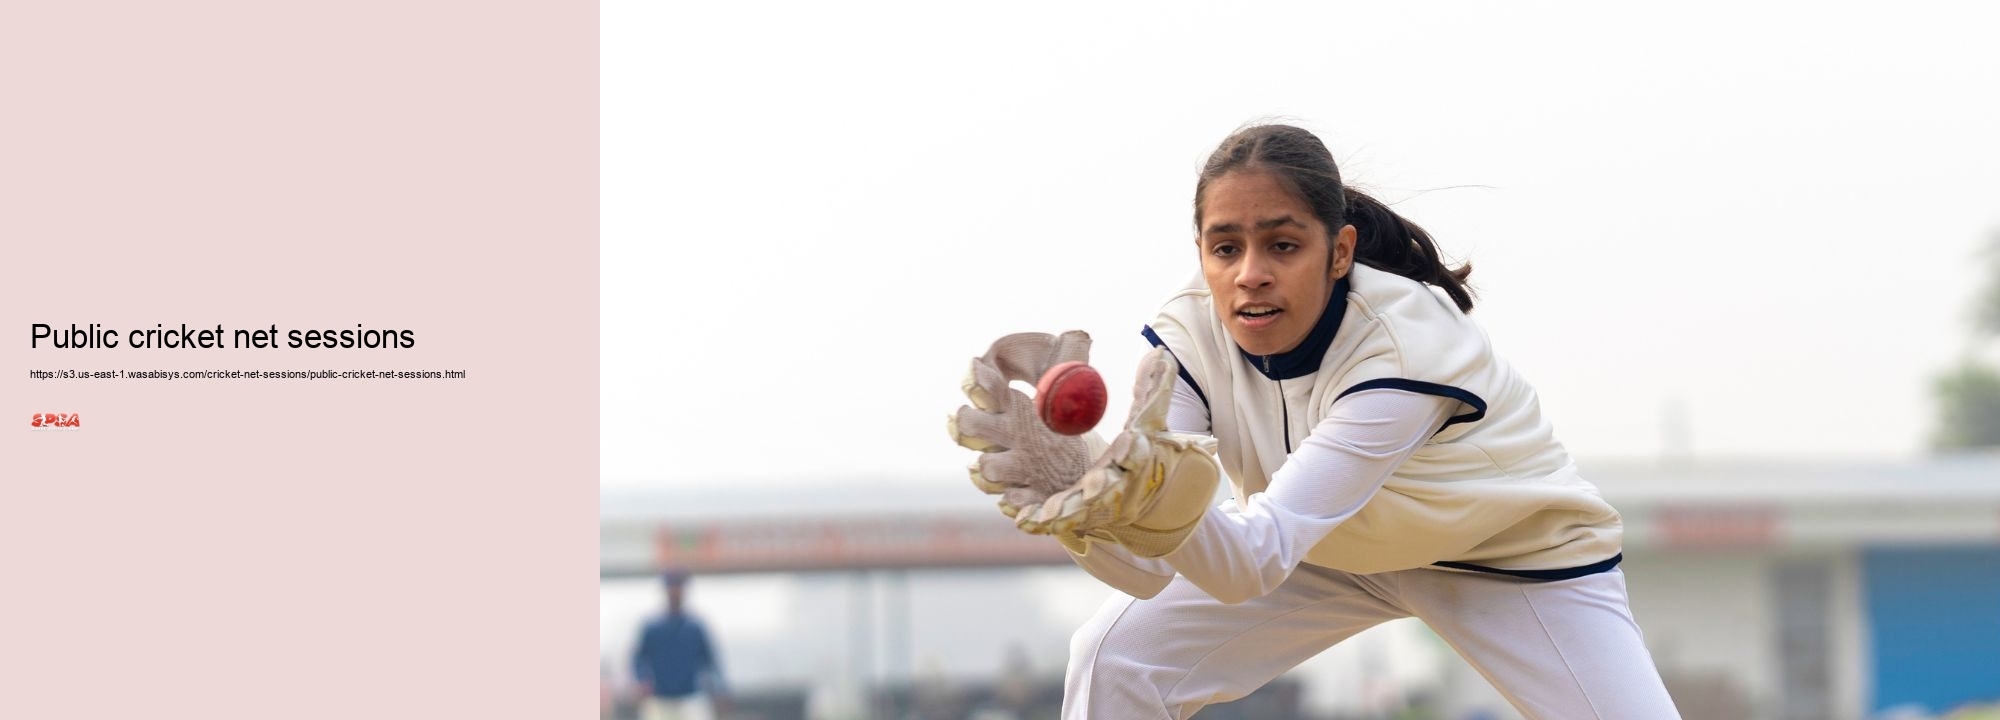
[1331,224,1358,280]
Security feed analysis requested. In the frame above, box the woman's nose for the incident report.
[1236,252,1274,289]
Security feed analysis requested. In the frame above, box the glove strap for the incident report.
[1108,514,1203,559]
[1110,435,1220,557]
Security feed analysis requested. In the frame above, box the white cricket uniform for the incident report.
[1063,264,1680,719]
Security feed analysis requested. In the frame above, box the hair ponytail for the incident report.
[1195,123,1477,313]
[1342,187,1475,313]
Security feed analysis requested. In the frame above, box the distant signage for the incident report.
[1655,504,1781,548]
[653,515,1071,574]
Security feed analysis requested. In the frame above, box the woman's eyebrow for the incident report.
[1256,214,1306,230]
[1205,214,1306,236]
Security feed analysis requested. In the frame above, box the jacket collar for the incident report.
[1240,276,1348,381]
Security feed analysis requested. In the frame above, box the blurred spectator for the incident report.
[632,568,731,720]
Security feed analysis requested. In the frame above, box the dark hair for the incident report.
[1194,124,1475,313]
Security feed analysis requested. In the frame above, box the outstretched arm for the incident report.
[952,335,1433,603]
[1163,389,1452,603]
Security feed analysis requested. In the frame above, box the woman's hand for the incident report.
[952,334,1220,557]
[1018,347,1219,557]
[949,331,1103,522]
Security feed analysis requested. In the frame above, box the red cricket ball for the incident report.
[1034,361,1107,435]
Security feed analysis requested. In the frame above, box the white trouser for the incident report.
[1065,565,1680,720]
[639,695,712,720]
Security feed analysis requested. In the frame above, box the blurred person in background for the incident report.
[631,568,731,720]
[951,123,1680,719]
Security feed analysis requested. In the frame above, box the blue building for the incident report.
[1533,455,2000,720]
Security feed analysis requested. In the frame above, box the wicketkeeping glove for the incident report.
[950,332,1221,558]
[947,331,1103,519]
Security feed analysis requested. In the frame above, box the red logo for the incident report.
[31,413,81,428]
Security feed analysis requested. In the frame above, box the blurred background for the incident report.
[601,2,2000,718]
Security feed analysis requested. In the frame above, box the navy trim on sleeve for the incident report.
[1335,378,1488,429]
[1432,553,1622,581]
[1141,326,1208,410]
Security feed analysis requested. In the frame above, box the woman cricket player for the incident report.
[950,124,1681,719]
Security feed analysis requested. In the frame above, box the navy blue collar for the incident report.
[1239,276,1349,381]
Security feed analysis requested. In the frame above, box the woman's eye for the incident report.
[1212,245,1238,257]
[1273,240,1298,252]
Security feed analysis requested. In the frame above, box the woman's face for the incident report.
[1196,170,1355,356]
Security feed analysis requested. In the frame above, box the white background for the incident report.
[603,1,2000,491]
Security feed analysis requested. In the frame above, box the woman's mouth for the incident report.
[1237,306,1282,330]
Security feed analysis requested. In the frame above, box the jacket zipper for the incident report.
[1263,355,1293,454]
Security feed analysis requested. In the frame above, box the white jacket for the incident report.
[1144,263,1622,575]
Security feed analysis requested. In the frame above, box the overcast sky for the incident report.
[602,1,2000,493]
